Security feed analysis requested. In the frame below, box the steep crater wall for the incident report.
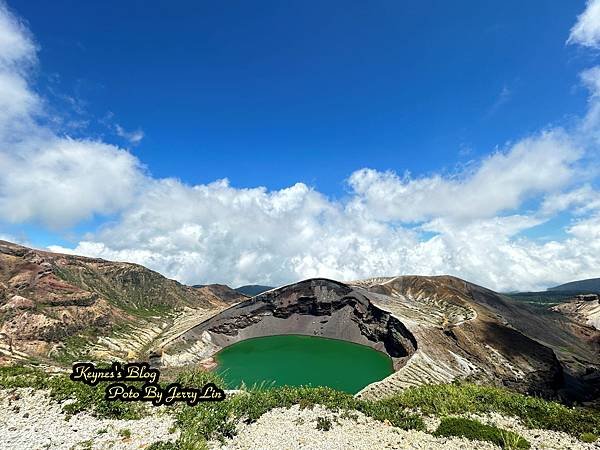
[162,279,418,369]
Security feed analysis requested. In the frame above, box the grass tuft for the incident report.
[580,432,598,443]
[315,416,332,431]
[435,417,530,449]
[146,441,180,450]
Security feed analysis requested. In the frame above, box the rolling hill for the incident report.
[548,278,600,293]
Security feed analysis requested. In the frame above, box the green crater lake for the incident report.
[214,335,394,394]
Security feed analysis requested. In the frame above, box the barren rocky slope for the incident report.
[0,240,244,364]
[553,296,600,331]
[551,296,600,383]
[352,276,600,401]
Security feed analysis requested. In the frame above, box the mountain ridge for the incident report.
[548,278,600,293]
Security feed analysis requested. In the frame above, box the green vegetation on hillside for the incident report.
[580,432,599,443]
[504,291,583,308]
[51,262,210,311]
[390,383,600,437]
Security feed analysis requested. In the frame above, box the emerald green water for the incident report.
[214,335,394,394]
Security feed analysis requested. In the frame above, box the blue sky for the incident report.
[0,1,599,290]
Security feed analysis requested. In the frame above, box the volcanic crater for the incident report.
[161,278,418,372]
[158,276,577,400]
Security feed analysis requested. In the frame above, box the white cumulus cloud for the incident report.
[0,2,145,228]
[0,138,144,228]
[0,2,35,68]
[568,0,600,48]
[347,131,582,223]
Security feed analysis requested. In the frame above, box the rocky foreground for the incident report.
[209,405,599,450]
[1,388,598,450]
[0,388,177,449]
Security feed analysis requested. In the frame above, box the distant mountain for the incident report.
[192,284,247,303]
[234,284,274,296]
[548,278,600,293]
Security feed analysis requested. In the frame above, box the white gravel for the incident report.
[208,404,500,450]
[0,388,178,449]
[210,405,600,450]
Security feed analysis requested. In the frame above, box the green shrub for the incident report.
[316,416,332,431]
[0,365,50,389]
[356,399,426,430]
[77,440,93,450]
[435,417,530,449]
[386,383,600,436]
[580,432,598,443]
[174,367,223,387]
